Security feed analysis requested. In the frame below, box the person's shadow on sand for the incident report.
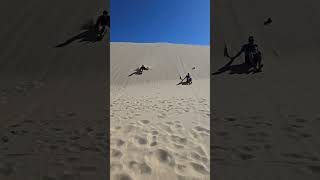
[212,59,261,75]
[55,19,102,48]
[176,81,192,85]
[128,68,143,77]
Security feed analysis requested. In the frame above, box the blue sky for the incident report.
[110,0,210,45]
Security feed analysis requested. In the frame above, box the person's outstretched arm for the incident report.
[231,46,244,60]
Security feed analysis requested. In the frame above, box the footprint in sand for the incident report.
[191,152,208,163]
[111,149,123,158]
[112,173,133,180]
[300,133,311,138]
[190,130,199,139]
[174,124,183,129]
[151,130,158,135]
[128,161,152,174]
[122,125,140,134]
[165,121,174,125]
[171,135,188,145]
[133,136,148,145]
[139,120,150,125]
[114,139,125,147]
[160,124,173,133]
[194,146,208,158]
[194,126,210,134]
[190,162,209,174]
[174,143,184,149]
[236,152,255,160]
[147,149,175,167]
[111,162,123,171]
[150,141,157,146]
[225,117,237,122]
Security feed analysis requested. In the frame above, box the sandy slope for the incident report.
[212,0,320,179]
[110,43,210,180]
[0,0,109,179]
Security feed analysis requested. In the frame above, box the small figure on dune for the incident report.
[95,10,110,39]
[178,73,192,85]
[231,36,263,72]
[139,65,149,72]
[128,65,149,77]
[264,17,272,26]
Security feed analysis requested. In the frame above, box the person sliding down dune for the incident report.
[178,73,192,85]
[231,36,263,72]
[139,65,149,72]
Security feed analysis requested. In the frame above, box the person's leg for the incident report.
[100,26,106,36]
[249,53,258,71]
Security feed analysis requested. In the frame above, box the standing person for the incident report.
[95,10,110,39]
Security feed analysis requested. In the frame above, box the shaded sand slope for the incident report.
[111,43,210,180]
[212,0,320,179]
[0,0,109,179]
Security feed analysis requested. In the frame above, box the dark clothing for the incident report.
[139,66,148,71]
[241,43,258,58]
[185,74,192,83]
[96,15,110,28]
[96,15,110,37]
[239,43,259,64]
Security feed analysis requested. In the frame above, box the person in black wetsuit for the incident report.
[139,65,149,72]
[182,73,192,84]
[95,10,110,39]
[231,36,262,71]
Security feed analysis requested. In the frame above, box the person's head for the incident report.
[187,73,190,76]
[248,36,254,44]
[103,10,108,16]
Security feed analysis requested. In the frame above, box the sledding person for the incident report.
[139,65,149,72]
[231,36,262,72]
[95,10,110,38]
[181,73,192,84]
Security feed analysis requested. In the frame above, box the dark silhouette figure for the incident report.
[55,11,109,48]
[139,65,149,72]
[96,10,110,40]
[128,65,150,77]
[177,73,192,85]
[231,36,262,72]
[264,17,272,26]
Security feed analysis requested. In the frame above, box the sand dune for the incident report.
[0,0,109,179]
[212,0,320,179]
[111,43,210,180]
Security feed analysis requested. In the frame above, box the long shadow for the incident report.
[177,81,192,85]
[55,19,102,48]
[212,59,260,76]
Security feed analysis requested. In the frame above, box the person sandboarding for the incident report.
[95,10,110,40]
[139,65,149,72]
[230,36,263,72]
[177,73,192,85]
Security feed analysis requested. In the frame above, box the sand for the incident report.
[0,0,109,179]
[212,0,320,179]
[110,43,210,180]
